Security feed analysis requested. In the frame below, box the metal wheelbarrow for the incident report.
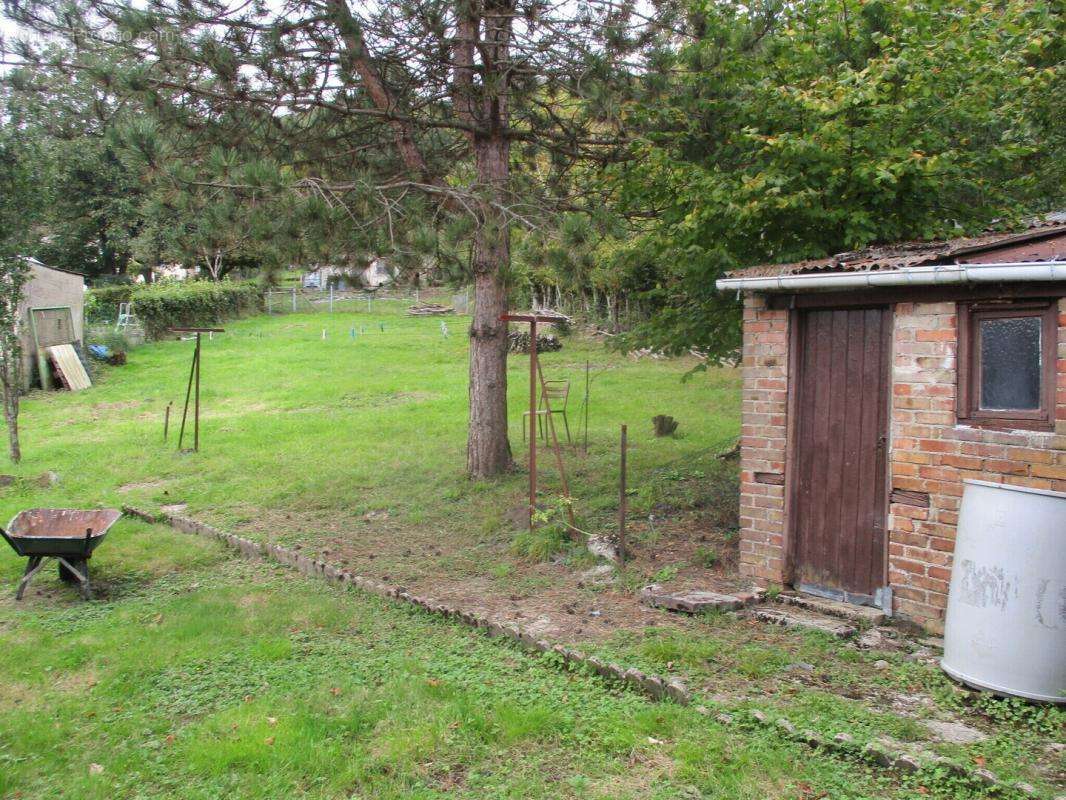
[0,509,121,600]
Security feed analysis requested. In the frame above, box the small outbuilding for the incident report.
[717,216,1066,632]
[18,258,86,390]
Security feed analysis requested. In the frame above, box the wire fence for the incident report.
[263,288,471,315]
[262,285,432,315]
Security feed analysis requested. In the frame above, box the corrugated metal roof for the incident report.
[727,213,1066,279]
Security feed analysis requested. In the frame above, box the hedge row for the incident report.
[87,281,262,338]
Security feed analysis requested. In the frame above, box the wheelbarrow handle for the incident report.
[0,526,21,557]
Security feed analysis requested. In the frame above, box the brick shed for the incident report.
[717,216,1066,632]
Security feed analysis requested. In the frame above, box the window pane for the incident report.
[979,316,1042,411]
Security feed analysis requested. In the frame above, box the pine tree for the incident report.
[7,0,653,476]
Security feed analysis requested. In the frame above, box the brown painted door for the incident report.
[790,307,891,602]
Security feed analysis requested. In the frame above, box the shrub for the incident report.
[512,524,569,561]
[88,281,262,339]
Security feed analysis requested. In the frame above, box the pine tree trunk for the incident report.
[466,134,513,477]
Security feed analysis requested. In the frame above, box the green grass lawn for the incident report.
[7,301,739,542]
[0,519,912,800]
[3,302,746,630]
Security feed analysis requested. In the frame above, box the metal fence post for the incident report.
[619,424,628,562]
[291,287,296,312]
[329,286,334,313]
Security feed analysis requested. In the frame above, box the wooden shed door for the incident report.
[790,307,891,603]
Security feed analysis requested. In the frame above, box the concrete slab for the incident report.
[775,592,886,625]
[640,584,747,613]
[749,606,858,639]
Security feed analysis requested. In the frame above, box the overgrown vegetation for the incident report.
[588,619,1065,794]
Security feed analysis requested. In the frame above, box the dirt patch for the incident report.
[229,504,746,645]
[333,390,436,410]
[85,400,150,424]
[0,676,36,713]
[91,400,144,411]
[117,480,168,494]
[54,667,99,694]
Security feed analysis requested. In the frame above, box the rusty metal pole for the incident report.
[502,312,569,533]
[583,358,590,455]
[172,327,223,452]
[619,424,628,562]
[193,332,202,452]
[163,401,172,442]
[528,319,538,531]
[177,341,196,450]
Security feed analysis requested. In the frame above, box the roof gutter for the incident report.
[715,261,1066,294]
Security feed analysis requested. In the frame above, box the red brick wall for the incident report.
[886,299,1066,632]
[737,295,1066,632]
[738,294,789,584]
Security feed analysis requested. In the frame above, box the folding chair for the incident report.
[523,379,572,445]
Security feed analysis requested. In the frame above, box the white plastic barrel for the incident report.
[942,479,1066,703]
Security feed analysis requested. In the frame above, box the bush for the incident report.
[88,281,262,339]
[512,524,569,561]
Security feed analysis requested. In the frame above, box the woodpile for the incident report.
[627,347,666,360]
[507,331,562,353]
[406,303,453,316]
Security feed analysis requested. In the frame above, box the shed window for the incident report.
[957,300,1058,430]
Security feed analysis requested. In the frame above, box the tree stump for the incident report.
[652,415,678,437]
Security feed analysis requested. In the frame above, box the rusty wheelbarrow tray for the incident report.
[0,509,121,600]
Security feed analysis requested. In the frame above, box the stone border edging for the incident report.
[714,711,1041,798]
[123,507,1043,799]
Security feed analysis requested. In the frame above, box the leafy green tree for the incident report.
[612,0,1065,359]
[5,64,144,279]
